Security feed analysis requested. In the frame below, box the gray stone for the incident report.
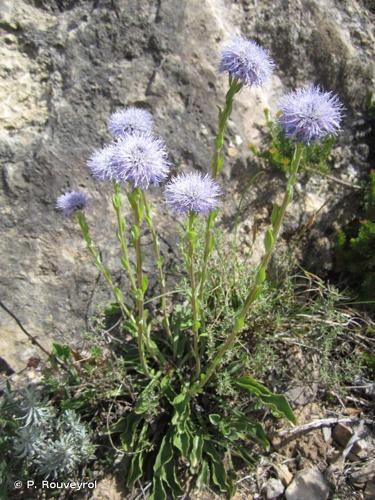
[333,423,353,447]
[264,478,284,499]
[285,383,318,406]
[365,479,375,500]
[285,467,330,500]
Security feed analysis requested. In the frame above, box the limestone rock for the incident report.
[264,477,285,499]
[333,423,353,447]
[285,467,330,500]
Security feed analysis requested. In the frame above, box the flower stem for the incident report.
[76,212,132,321]
[192,143,304,394]
[186,212,201,380]
[128,188,151,378]
[199,77,242,302]
[142,191,172,341]
[112,181,136,294]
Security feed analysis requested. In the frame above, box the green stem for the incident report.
[199,77,242,303]
[112,181,136,294]
[192,143,304,394]
[129,189,151,378]
[187,212,201,380]
[142,191,172,341]
[76,212,132,321]
[211,77,243,179]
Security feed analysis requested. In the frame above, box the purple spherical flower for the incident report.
[219,36,275,87]
[110,132,170,189]
[108,107,153,138]
[278,85,343,144]
[87,143,115,181]
[56,191,88,216]
[164,172,221,215]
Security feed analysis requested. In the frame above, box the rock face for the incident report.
[0,0,374,371]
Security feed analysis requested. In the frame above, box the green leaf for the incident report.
[153,432,182,498]
[190,434,203,469]
[217,155,224,173]
[172,391,189,418]
[256,266,267,285]
[163,460,183,497]
[154,434,173,474]
[235,375,296,424]
[207,233,215,253]
[156,255,164,267]
[112,192,121,209]
[173,430,191,458]
[142,275,148,293]
[131,224,140,242]
[171,389,192,458]
[233,445,255,466]
[51,343,71,362]
[126,422,148,487]
[127,188,140,208]
[135,378,160,414]
[196,460,210,489]
[203,441,232,494]
[110,414,141,453]
[208,414,221,426]
[264,228,275,252]
[234,316,245,332]
[127,451,144,488]
[113,287,124,303]
[122,319,137,335]
[149,476,167,500]
[160,375,177,404]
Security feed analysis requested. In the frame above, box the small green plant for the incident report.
[0,384,94,494]
[335,170,375,306]
[250,108,336,174]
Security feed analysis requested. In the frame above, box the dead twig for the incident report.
[272,417,374,450]
[306,167,362,190]
[0,300,51,358]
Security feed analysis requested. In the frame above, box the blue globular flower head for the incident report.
[110,132,170,189]
[87,143,115,181]
[277,85,343,144]
[108,107,153,138]
[219,36,275,87]
[56,192,88,216]
[165,172,221,215]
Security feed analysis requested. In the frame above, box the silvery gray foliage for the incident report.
[6,386,94,478]
[34,434,86,479]
[17,386,55,427]
[59,410,95,463]
[13,426,43,459]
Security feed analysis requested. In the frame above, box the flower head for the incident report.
[278,85,343,144]
[110,132,170,189]
[219,36,275,87]
[87,144,115,181]
[56,192,88,216]
[165,172,221,215]
[108,107,153,138]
